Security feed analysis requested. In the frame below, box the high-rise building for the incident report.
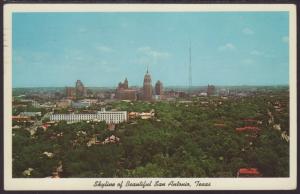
[66,80,87,99]
[143,67,153,101]
[207,84,216,96]
[117,78,129,90]
[75,80,87,98]
[155,80,163,95]
[116,78,137,101]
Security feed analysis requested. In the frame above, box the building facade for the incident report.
[116,89,137,101]
[56,99,72,108]
[207,84,216,96]
[143,68,153,101]
[116,78,137,101]
[65,87,76,99]
[76,80,87,98]
[50,109,127,124]
[155,80,163,95]
[65,80,87,99]
[117,78,128,90]
[19,112,42,117]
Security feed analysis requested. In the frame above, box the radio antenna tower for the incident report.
[188,39,192,93]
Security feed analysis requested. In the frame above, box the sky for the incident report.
[12,12,289,88]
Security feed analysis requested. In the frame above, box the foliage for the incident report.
[12,92,289,177]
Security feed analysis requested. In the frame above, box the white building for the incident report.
[50,108,127,124]
[20,112,42,117]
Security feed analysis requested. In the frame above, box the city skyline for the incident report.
[13,12,289,88]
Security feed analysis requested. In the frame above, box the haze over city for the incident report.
[12,12,289,88]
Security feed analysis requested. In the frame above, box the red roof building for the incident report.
[236,126,261,132]
[42,124,51,130]
[237,168,261,177]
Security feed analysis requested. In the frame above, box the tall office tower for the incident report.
[155,80,163,95]
[143,67,153,101]
[207,84,216,96]
[75,80,87,98]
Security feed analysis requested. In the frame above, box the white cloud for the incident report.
[282,36,289,43]
[96,46,114,52]
[218,43,236,51]
[250,50,263,56]
[137,46,171,59]
[242,27,254,35]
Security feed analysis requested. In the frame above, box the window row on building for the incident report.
[50,111,127,124]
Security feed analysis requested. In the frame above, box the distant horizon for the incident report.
[12,83,289,89]
[13,12,289,88]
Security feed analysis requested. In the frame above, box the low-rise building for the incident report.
[236,126,261,132]
[56,99,72,108]
[102,135,120,144]
[237,168,261,177]
[50,108,127,124]
[12,115,32,122]
[128,109,155,120]
[20,112,42,117]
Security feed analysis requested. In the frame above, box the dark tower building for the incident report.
[207,84,216,96]
[75,80,87,98]
[143,67,153,101]
[155,80,163,95]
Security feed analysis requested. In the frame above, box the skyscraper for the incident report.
[155,80,163,96]
[75,80,87,98]
[143,67,153,101]
[207,84,216,96]
[116,78,137,101]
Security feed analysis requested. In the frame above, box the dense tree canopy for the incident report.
[12,92,289,178]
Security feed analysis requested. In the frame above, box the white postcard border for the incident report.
[3,3,297,190]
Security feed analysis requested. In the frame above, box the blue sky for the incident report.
[12,12,289,87]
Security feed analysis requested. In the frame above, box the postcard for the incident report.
[3,3,297,190]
